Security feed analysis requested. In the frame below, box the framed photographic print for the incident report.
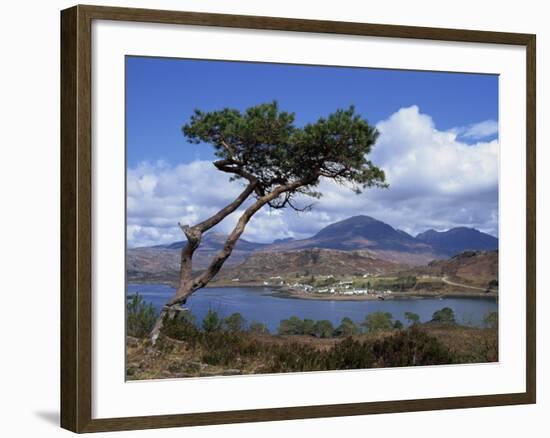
[60,4,536,433]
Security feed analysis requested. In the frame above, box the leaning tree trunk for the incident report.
[148,176,310,345]
[149,305,185,345]
[149,226,202,345]
[148,212,251,344]
[148,180,257,344]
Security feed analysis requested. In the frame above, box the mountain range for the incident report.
[260,216,434,264]
[127,215,497,282]
[245,215,497,264]
[415,227,498,256]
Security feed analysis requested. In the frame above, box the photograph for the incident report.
[125,56,500,380]
[1,0,543,435]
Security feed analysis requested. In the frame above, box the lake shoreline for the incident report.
[270,288,497,302]
[127,283,498,331]
[127,280,498,301]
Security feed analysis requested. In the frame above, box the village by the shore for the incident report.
[212,271,498,301]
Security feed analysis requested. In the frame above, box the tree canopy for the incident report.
[183,101,387,211]
[431,307,456,325]
[362,312,394,333]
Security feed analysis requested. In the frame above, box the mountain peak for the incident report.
[344,214,379,223]
[416,227,497,256]
[304,214,427,254]
[313,215,390,238]
[416,228,437,238]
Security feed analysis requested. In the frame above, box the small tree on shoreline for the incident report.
[149,101,387,343]
[404,311,421,326]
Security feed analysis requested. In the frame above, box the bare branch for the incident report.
[267,192,291,209]
[194,179,258,232]
[168,178,315,304]
[287,198,315,212]
[213,159,257,184]
[167,179,259,306]
[220,140,237,159]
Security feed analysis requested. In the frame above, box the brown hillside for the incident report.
[219,248,402,281]
[405,250,498,287]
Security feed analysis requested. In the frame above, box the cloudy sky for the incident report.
[126,57,498,248]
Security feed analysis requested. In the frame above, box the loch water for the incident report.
[128,283,498,331]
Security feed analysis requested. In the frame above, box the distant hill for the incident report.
[127,216,499,282]
[272,237,294,244]
[401,250,498,288]
[158,232,267,252]
[260,215,442,265]
[127,232,262,283]
[127,247,181,283]
[218,248,402,281]
[416,227,498,256]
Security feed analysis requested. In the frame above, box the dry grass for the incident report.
[126,323,497,381]
[424,324,498,362]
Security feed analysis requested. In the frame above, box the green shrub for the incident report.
[395,276,417,290]
[371,276,417,291]
[362,312,394,333]
[264,327,455,372]
[202,309,222,333]
[223,312,246,332]
[313,320,334,338]
[431,307,456,324]
[404,312,420,326]
[483,311,498,329]
[371,326,455,367]
[302,318,316,336]
[248,321,269,335]
[161,311,460,373]
[264,342,322,373]
[336,317,360,337]
[162,312,202,346]
[324,337,375,369]
[317,277,338,287]
[126,293,158,338]
[278,316,305,335]
[393,320,404,329]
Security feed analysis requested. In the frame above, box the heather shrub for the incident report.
[126,293,157,338]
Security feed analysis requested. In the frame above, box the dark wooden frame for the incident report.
[61,4,536,433]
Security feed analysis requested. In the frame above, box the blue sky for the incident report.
[126,56,498,167]
[126,56,499,247]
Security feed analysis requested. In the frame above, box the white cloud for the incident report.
[371,106,498,197]
[451,119,498,140]
[127,106,499,247]
[127,160,249,247]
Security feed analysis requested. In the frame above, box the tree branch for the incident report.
[176,224,202,286]
[287,198,315,212]
[194,179,258,233]
[220,140,237,159]
[168,177,313,305]
[213,159,257,184]
[168,179,258,303]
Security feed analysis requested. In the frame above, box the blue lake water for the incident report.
[128,283,498,332]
